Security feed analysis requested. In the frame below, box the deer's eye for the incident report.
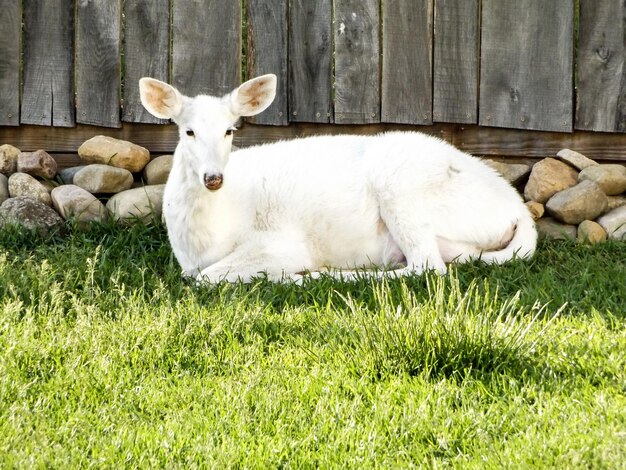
[186,129,195,137]
[225,129,234,136]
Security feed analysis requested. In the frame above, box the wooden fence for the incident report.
[1,0,626,162]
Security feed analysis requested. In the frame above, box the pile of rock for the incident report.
[488,149,626,243]
[0,136,172,234]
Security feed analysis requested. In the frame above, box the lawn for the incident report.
[0,222,624,468]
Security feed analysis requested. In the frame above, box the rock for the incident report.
[0,196,64,235]
[524,158,579,203]
[556,148,598,171]
[577,220,607,244]
[484,160,531,186]
[0,144,20,175]
[17,149,57,179]
[143,154,173,185]
[607,195,626,211]
[106,185,165,224]
[597,206,626,241]
[578,164,626,196]
[51,185,109,226]
[74,164,134,194]
[0,174,8,205]
[58,165,87,184]
[545,180,608,225]
[8,172,52,206]
[525,201,545,220]
[78,135,150,173]
[536,217,577,241]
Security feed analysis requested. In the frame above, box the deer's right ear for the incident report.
[139,78,184,120]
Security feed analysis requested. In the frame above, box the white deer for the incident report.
[139,74,537,283]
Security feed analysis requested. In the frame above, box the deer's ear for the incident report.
[139,77,184,120]
[229,74,277,117]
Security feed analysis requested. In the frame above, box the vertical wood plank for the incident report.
[172,0,241,97]
[576,1,626,132]
[334,0,380,124]
[479,0,574,132]
[289,0,333,123]
[433,0,479,124]
[246,0,288,125]
[382,0,433,124]
[21,0,74,127]
[76,0,122,128]
[0,0,21,126]
[123,0,170,124]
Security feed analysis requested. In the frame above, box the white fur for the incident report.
[139,75,537,283]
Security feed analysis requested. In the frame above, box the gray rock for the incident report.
[0,144,20,175]
[8,172,52,206]
[17,149,57,179]
[143,154,173,185]
[0,196,64,235]
[556,148,598,171]
[484,160,531,186]
[106,185,165,224]
[0,174,8,205]
[58,165,87,184]
[545,180,608,225]
[51,184,109,226]
[597,205,626,241]
[524,158,579,203]
[78,135,150,173]
[74,164,134,194]
[536,217,577,241]
[577,220,607,244]
[578,164,626,196]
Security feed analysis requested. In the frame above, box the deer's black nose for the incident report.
[204,173,223,190]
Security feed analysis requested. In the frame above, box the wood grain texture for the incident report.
[172,0,241,97]
[123,0,170,124]
[0,0,21,126]
[334,0,380,124]
[246,0,288,126]
[479,0,574,132]
[76,0,121,128]
[21,0,74,127]
[382,0,434,124]
[576,1,626,132]
[289,0,333,123]
[433,0,479,124]
[4,123,626,164]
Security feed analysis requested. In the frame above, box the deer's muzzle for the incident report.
[204,173,223,191]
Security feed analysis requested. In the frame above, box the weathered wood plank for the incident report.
[246,0,288,125]
[479,0,574,132]
[334,0,380,124]
[123,0,170,124]
[172,0,241,97]
[0,1,21,126]
[433,0,479,124]
[576,1,626,132]
[21,0,74,127]
[4,123,626,163]
[289,0,333,123]
[382,0,433,124]
[76,0,122,128]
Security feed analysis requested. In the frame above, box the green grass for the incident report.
[0,222,625,468]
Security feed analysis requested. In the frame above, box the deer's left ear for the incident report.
[229,74,277,117]
[139,77,184,120]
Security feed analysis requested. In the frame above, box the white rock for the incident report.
[74,164,134,194]
[106,185,165,224]
[143,154,173,185]
[51,184,109,225]
[556,149,598,171]
[578,164,626,196]
[8,172,52,206]
[597,205,626,241]
[78,135,150,173]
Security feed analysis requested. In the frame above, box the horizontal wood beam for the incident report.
[1,123,626,163]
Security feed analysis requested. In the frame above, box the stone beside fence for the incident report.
[0,138,625,243]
